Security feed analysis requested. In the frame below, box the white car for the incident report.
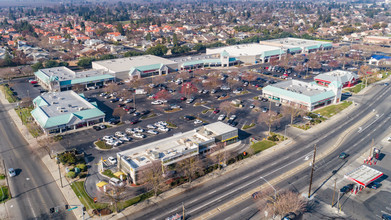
[218,114,226,121]
[151,100,163,105]
[8,168,16,177]
[387,137,391,142]
[119,136,132,142]
[124,99,133,103]
[158,127,170,132]
[115,131,126,137]
[186,98,195,104]
[102,135,113,141]
[229,115,237,120]
[303,116,313,120]
[155,121,168,126]
[125,128,136,134]
[100,93,107,97]
[147,124,157,129]
[170,104,181,109]
[107,157,117,165]
[147,130,159,135]
[221,85,230,90]
[133,133,146,138]
[194,119,203,124]
[106,140,120,146]
[134,127,145,133]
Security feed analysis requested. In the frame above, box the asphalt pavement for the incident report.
[0,95,74,219]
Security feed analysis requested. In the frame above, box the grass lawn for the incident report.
[202,109,212,114]
[102,169,116,178]
[250,140,276,154]
[164,109,182,113]
[346,83,365,94]
[70,181,108,210]
[140,113,157,120]
[0,186,10,203]
[313,101,352,118]
[95,141,112,150]
[15,106,34,124]
[117,191,154,211]
[167,122,177,128]
[0,85,19,103]
[242,123,255,130]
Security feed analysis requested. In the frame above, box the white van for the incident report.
[109,177,123,186]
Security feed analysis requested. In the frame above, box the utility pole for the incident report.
[332,178,336,207]
[337,189,341,213]
[369,139,374,158]
[308,144,316,198]
[133,93,136,109]
[58,163,63,188]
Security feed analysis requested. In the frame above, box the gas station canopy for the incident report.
[344,165,383,186]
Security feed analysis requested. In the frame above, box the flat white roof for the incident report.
[38,66,108,81]
[206,43,282,57]
[39,91,94,117]
[344,165,383,186]
[203,121,238,136]
[272,80,330,97]
[92,55,177,73]
[263,37,328,48]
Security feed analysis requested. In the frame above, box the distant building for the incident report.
[31,91,105,134]
[206,43,285,64]
[260,38,333,54]
[34,66,115,92]
[314,70,358,88]
[369,54,391,66]
[92,55,178,80]
[262,79,342,111]
[170,51,239,70]
[363,36,391,45]
[117,122,238,184]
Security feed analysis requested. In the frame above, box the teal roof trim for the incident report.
[135,63,163,72]
[33,96,49,107]
[34,71,50,84]
[306,44,321,50]
[183,60,206,66]
[288,47,302,53]
[221,50,229,57]
[262,49,284,58]
[64,74,114,86]
[31,107,49,128]
[322,43,333,48]
[73,108,105,120]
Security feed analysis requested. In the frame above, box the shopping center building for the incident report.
[34,66,115,92]
[262,79,342,111]
[314,70,358,88]
[117,122,238,184]
[260,37,333,54]
[31,90,105,134]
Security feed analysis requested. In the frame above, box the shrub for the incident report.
[59,152,77,165]
[267,134,279,142]
[67,171,76,178]
[79,172,88,178]
[76,163,87,172]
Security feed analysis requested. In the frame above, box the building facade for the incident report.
[314,70,358,88]
[34,66,115,92]
[262,79,342,111]
[31,91,105,134]
[117,122,238,184]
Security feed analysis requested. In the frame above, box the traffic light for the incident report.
[65,205,69,209]
[50,208,55,213]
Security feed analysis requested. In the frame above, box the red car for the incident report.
[29,79,38,84]
[213,109,220,114]
[180,96,187,101]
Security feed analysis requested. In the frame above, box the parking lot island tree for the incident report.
[282,105,304,125]
[181,82,198,99]
[37,136,56,158]
[104,83,120,94]
[258,110,280,136]
[112,107,126,122]
[219,101,236,117]
[154,89,171,101]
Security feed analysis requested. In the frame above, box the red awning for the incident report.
[344,165,383,186]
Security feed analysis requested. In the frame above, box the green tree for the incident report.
[193,43,206,52]
[173,33,178,46]
[44,60,59,68]
[145,33,152,41]
[77,57,94,68]
[4,52,14,66]
[116,23,124,35]
[145,44,168,56]
[31,62,44,72]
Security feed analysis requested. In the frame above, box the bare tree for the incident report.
[155,89,171,101]
[219,101,236,117]
[20,97,32,108]
[104,83,119,94]
[177,156,204,183]
[181,82,198,98]
[258,111,280,136]
[106,185,126,213]
[328,60,339,70]
[281,106,304,125]
[255,189,307,218]
[37,136,56,158]
[112,107,126,122]
[140,161,166,197]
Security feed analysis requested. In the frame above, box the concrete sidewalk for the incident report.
[0,90,82,219]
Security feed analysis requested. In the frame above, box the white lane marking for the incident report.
[26,197,37,218]
[208,190,217,195]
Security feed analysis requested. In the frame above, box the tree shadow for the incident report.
[311,160,349,197]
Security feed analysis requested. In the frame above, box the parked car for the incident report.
[151,100,163,105]
[184,115,195,121]
[170,104,181,109]
[158,127,170,132]
[229,115,237,121]
[147,130,159,135]
[218,114,226,121]
[180,96,187,101]
[110,98,119,103]
[29,79,38,84]
[8,168,16,177]
[115,131,126,137]
[367,182,380,189]
[130,118,139,124]
[340,184,354,193]
[93,125,102,131]
[134,127,145,133]
[99,124,106,130]
[221,85,230,90]
[213,109,220,114]
[108,157,117,165]
[108,118,120,125]
[124,99,133,103]
[186,98,195,104]
[262,107,268,113]
[133,133,146,138]
[194,119,203,124]
[382,214,391,220]
[249,104,255,109]
[119,136,132,142]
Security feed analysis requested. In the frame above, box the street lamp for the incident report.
[260,176,277,219]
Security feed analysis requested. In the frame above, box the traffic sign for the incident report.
[67,206,78,211]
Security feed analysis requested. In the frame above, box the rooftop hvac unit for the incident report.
[57,106,61,110]
[204,130,212,135]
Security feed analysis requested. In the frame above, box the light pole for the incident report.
[284,124,289,140]
[260,176,276,219]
